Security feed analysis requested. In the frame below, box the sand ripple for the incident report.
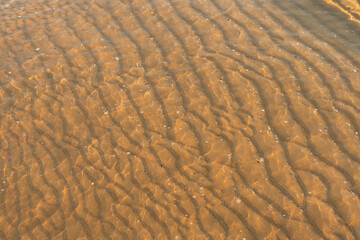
[0,0,360,239]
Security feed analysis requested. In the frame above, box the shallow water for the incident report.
[1,0,360,239]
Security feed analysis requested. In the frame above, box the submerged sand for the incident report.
[0,0,360,239]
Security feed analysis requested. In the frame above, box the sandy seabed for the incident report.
[1,0,360,239]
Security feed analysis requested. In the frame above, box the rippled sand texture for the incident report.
[1,0,360,239]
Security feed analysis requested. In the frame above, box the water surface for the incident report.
[1,0,360,239]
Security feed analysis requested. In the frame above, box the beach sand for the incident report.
[0,0,360,238]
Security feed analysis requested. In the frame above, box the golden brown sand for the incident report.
[1,0,360,239]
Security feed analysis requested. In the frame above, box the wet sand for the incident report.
[1,0,360,239]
